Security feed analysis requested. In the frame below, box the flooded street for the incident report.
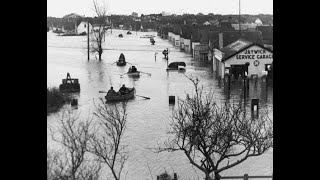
[47,29,273,180]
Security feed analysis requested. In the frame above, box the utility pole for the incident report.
[239,0,241,36]
[87,18,90,61]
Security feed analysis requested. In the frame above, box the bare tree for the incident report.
[49,110,101,180]
[158,76,273,180]
[90,0,108,61]
[88,99,129,180]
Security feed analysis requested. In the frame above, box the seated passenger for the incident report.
[107,87,117,96]
[119,84,128,95]
[131,66,137,72]
[119,53,125,61]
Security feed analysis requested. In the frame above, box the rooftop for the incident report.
[220,38,272,61]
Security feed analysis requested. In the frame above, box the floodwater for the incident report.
[47,29,273,180]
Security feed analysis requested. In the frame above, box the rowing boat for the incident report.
[116,58,126,66]
[105,88,135,101]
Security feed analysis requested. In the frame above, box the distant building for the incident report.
[161,11,171,16]
[255,18,263,26]
[132,12,138,17]
[203,21,211,26]
[61,21,78,34]
[232,23,257,31]
[77,21,93,34]
[62,13,84,22]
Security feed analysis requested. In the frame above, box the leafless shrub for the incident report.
[157,76,273,180]
[49,110,101,180]
[88,99,129,180]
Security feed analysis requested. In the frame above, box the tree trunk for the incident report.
[205,172,214,180]
[214,172,221,180]
[98,52,102,61]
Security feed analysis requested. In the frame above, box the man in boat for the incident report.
[119,84,128,95]
[66,72,73,84]
[131,66,137,72]
[107,87,117,96]
[67,72,71,79]
[119,53,125,61]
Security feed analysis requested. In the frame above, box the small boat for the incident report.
[59,74,80,93]
[127,66,140,77]
[117,60,126,66]
[166,62,186,71]
[117,53,126,66]
[127,31,132,35]
[105,87,135,101]
[118,34,123,37]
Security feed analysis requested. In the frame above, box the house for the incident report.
[62,13,84,22]
[191,28,200,56]
[77,21,93,34]
[220,20,233,30]
[218,30,264,49]
[213,39,273,79]
[61,21,78,34]
[194,29,210,61]
[208,30,264,63]
[203,21,211,26]
[179,25,193,51]
[132,12,138,17]
[231,23,257,31]
[244,17,263,26]
[255,18,263,26]
[161,11,171,16]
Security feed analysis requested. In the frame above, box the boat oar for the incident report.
[111,61,118,65]
[136,95,150,99]
[126,62,133,65]
[139,71,151,76]
[99,90,108,93]
[120,73,128,78]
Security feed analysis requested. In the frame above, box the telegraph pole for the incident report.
[239,0,241,36]
[87,18,90,61]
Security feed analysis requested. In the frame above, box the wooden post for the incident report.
[251,98,259,118]
[243,174,248,180]
[228,75,231,92]
[157,176,159,180]
[243,76,246,100]
[173,173,177,180]
[87,19,90,61]
[169,96,175,104]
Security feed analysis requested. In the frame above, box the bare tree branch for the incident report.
[48,110,101,180]
[88,98,129,180]
[157,76,273,180]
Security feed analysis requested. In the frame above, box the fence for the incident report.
[156,173,273,180]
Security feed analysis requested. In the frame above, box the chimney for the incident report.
[219,32,223,49]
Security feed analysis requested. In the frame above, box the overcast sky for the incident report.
[47,0,273,17]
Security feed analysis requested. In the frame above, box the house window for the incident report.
[84,24,86,28]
